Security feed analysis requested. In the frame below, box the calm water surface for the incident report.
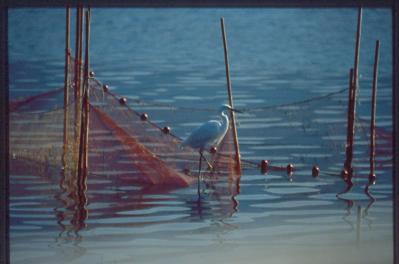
[9,8,393,264]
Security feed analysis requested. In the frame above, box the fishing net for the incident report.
[236,88,393,177]
[10,57,392,191]
[9,58,240,189]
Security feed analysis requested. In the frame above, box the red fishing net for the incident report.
[10,58,240,188]
[10,58,392,189]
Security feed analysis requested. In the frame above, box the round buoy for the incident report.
[287,163,294,174]
[369,174,376,185]
[162,126,171,134]
[261,160,269,174]
[183,168,190,175]
[341,169,349,181]
[119,97,127,105]
[312,165,320,177]
[102,84,109,92]
[140,113,149,121]
[89,71,95,78]
[210,146,217,154]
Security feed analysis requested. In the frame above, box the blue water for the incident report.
[9,8,393,264]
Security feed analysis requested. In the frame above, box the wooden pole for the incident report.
[74,7,84,142]
[369,40,380,181]
[393,3,399,263]
[83,9,91,176]
[344,7,363,175]
[78,9,91,178]
[220,17,242,173]
[74,7,82,139]
[353,7,363,91]
[346,68,354,150]
[0,5,9,264]
[63,7,71,168]
[344,68,354,174]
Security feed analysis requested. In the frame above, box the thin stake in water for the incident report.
[198,151,203,197]
[353,7,363,92]
[344,68,354,180]
[74,7,84,141]
[63,7,71,168]
[369,40,380,183]
[220,17,242,173]
[83,9,91,176]
[344,7,363,177]
[78,9,91,179]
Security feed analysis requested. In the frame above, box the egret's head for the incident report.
[218,104,232,113]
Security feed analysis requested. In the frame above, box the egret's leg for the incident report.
[202,155,214,171]
[198,150,203,197]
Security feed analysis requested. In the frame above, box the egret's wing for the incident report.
[182,120,222,149]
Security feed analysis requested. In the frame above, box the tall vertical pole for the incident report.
[345,7,363,176]
[78,8,91,179]
[220,17,241,173]
[74,7,84,174]
[74,7,81,139]
[392,1,399,262]
[83,9,91,176]
[369,40,380,182]
[76,9,90,229]
[74,7,84,142]
[344,68,354,180]
[353,7,363,92]
[0,4,9,264]
[346,68,354,154]
[63,8,71,168]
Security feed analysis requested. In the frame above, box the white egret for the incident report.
[182,104,241,195]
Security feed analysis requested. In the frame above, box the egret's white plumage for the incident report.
[182,104,231,151]
[182,104,239,197]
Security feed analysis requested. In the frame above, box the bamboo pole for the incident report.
[78,9,91,178]
[83,9,91,177]
[75,10,90,228]
[220,17,242,173]
[353,7,363,91]
[393,4,399,262]
[0,6,9,264]
[63,7,71,168]
[344,68,354,174]
[74,7,84,175]
[369,40,380,181]
[344,7,363,175]
[346,68,354,150]
[74,7,82,139]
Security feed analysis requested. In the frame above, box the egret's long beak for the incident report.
[231,108,243,113]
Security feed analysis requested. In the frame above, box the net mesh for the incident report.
[10,58,392,189]
[10,58,240,188]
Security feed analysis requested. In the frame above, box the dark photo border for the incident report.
[1,1,398,264]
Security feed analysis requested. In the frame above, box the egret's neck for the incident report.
[220,111,229,130]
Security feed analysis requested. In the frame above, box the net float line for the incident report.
[9,52,393,185]
[10,76,392,181]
